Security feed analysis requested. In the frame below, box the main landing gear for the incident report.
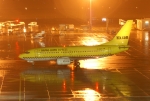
[74,60,80,70]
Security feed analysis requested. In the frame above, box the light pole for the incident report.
[89,0,92,30]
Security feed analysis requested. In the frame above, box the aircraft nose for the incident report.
[19,54,23,59]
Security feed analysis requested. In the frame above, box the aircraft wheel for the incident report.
[74,61,80,70]
[76,62,80,67]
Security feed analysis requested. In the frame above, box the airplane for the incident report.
[31,31,45,39]
[19,20,133,69]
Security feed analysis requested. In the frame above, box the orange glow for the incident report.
[95,82,99,91]
[0,70,5,77]
[67,64,75,71]
[136,31,149,42]
[84,89,100,101]
[49,61,56,65]
[63,80,66,86]
[72,88,101,101]
[80,57,109,69]
[71,71,74,82]
[81,36,108,46]
[82,38,100,46]
[15,19,19,23]
[63,80,66,91]
[80,59,99,69]
[145,32,149,41]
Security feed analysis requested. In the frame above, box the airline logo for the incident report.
[116,36,128,39]
[41,48,67,52]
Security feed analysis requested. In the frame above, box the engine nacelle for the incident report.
[56,58,71,65]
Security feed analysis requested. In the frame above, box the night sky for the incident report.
[0,0,150,21]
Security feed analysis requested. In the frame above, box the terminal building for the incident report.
[0,20,25,34]
[0,21,39,35]
[136,18,150,30]
[28,22,39,33]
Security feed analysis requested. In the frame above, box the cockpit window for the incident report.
[24,51,30,54]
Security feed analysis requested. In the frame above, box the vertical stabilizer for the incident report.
[103,20,133,45]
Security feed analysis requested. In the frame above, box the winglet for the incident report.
[103,20,133,45]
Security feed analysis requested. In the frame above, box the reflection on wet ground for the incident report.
[0,30,150,101]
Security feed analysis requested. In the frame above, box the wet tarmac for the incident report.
[0,29,150,101]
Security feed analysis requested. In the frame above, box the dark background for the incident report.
[0,0,149,25]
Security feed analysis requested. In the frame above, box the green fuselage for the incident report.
[20,45,129,61]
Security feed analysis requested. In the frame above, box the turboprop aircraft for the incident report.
[19,20,133,68]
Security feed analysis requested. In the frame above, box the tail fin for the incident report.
[103,20,133,45]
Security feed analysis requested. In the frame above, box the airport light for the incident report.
[102,18,107,22]
[102,18,109,32]
[15,19,19,23]
[23,27,26,33]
